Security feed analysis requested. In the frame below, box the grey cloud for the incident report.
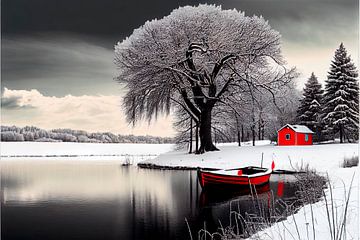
[1,95,34,109]
[214,0,358,47]
[1,95,21,108]
[3,0,357,45]
[1,0,358,97]
[271,3,358,47]
[2,35,122,97]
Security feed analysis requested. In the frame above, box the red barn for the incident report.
[277,124,314,146]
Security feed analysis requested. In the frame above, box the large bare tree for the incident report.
[114,5,296,153]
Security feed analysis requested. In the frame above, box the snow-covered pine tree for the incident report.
[322,43,359,143]
[297,72,324,141]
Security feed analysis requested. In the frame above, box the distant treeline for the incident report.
[1,126,174,144]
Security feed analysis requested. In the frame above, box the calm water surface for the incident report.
[1,160,299,240]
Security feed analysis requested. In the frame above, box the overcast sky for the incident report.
[1,0,358,136]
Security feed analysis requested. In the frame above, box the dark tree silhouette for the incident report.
[297,72,324,141]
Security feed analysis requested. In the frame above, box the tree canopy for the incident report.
[114,4,296,153]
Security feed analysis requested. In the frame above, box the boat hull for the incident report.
[197,167,271,190]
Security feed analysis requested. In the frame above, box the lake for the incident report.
[1,160,300,240]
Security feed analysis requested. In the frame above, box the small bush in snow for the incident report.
[341,155,359,168]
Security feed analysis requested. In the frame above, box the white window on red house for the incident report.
[305,134,309,141]
[285,134,290,140]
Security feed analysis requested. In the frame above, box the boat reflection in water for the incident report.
[194,175,301,238]
[199,183,271,207]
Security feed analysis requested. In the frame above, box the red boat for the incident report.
[197,166,272,190]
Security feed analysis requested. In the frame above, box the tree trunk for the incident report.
[189,118,193,153]
[258,110,265,140]
[198,107,218,153]
[316,125,322,142]
[251,104,256,146]
[195,123,199,153]
[235,113,241,146]
[339,124,343,143]
[214,129,217,145]
[241,125,244,142]
[345,132,350,143]
[252,125,256,146]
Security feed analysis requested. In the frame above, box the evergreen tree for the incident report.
[322,43,359,143]
[297,72,324,141]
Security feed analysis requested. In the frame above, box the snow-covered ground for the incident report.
[141,141,357,171]
[1,142,174,162]
[142,141,359,240]
[249,167,358,240]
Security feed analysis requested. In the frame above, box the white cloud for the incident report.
[1,88,175,137]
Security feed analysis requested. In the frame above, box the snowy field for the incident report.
[142,141,359,240]
[141,140,357,171]
[1,142,174,162]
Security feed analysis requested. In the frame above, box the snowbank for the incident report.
[249,166,359,240]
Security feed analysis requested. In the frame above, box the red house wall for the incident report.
[278,127,296,146]
[278,127,313,146]
[295,132,313,145]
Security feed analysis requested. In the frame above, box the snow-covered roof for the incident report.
[278,124,314,134]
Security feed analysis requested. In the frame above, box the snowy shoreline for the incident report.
[140,141,358,171]
[0,142,174,162]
